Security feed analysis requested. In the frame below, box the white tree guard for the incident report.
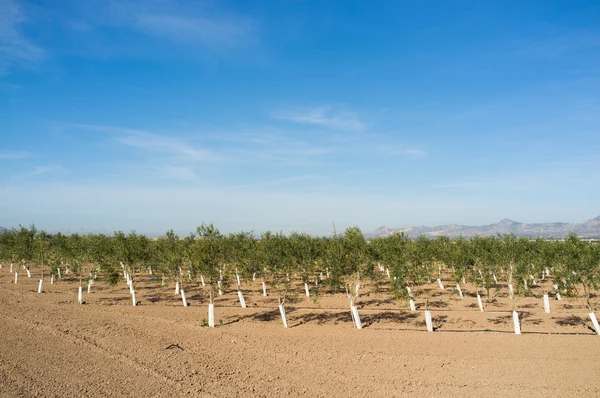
[279,304,289,328]
[477,294,484,312]
[424,310,433,332]
[351,306,362,329]
[238,291,247,308]
[208,304,215,327]
[512,311,521,335]
[456,284,463,299]
[589,313,600,335]
[181,290,188,307]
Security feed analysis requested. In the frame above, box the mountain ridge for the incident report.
[370,216,600,239]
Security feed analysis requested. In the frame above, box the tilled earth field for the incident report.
[1,268,599,397]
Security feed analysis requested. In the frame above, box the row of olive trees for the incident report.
[1,225,598,332]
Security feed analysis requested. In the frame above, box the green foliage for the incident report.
[1,223,599,313]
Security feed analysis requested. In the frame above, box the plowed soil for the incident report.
[1,267,599,397]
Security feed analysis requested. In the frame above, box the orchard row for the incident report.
[1,224,599,333]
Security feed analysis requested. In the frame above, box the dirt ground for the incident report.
[1,267,599,397]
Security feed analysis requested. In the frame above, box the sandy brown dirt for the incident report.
[1,268,599,397]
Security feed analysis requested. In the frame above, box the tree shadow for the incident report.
[291,311,351,327]
[414,314,447,331]
[555,315,586,327]
[553,315,597,333]
[520,311,542,325]
[486,298,503,308]
[96,296,131,305]
[360,298,395,307]
[490,314,512,325]
[220,317,242,326]
[520,303,537,309]
[362,311,419,327]
[286,296,303,304]
[429,300,448,309]
[433,315,448,330]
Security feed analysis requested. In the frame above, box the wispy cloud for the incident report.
[158,165,196,181]
[106,0,257,48]
[375,145,427,157]
[0,0,44,75]
[234,174,318,189]
[432,161,600,192]
[0,150,34,160]
[74,124,228,163]
[273,107,365,131]
[9,164,66,181]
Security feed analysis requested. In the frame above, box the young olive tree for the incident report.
[289,232,320,300]
[87,233,121,286]
[258,231,295,327]
[189,223,225,327]
[381,233,414,310]
[14,225,36,279]
[0,228,17,270]
[323,227,368,329]
[156,230,186,292]
[557,234,600,314]
[223,231,256,308]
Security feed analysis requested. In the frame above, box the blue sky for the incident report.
[1,0,599,236]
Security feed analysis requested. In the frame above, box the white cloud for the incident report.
[158,165,196,181]
[375,145,427,157]
[74,124,228,163]
[273,107,365,131]
[234,174,318,189]
[0,0,44,75]
[8,164,66,181]
[0,150,34,160]
[106,0,256,48]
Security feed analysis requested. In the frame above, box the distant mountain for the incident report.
[369,216,600,239]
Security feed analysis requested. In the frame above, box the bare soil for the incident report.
[1,268,599,397]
